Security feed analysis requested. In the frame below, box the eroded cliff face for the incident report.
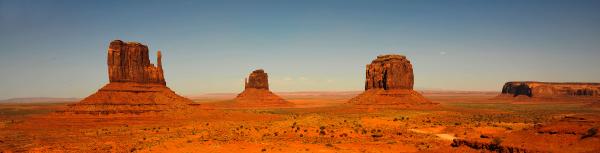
[245,69,269,90]
[499,81,600,99]
[365,55,414,90]
[71,40,191,113]
[107,40,165,85]
[234,69,290,107]
[349,54,434,107]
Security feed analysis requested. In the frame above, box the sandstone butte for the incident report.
[349,54,435,107]
[68,40,192,113]
[496,81,600,101]
[233,69,292,107]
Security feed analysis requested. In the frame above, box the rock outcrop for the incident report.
[233,69,291,107]
[107,40,165,85]
[496,81,600,101]
[68,40,191,113]
[364,54,414,90]
[451,138,533,152]
[244,69,269,90]
[349,54,434,107]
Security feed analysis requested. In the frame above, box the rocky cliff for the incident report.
[349,54,434,107]
[365,54,414,90]
[497,81,600,101]
[70,40,191,113]
[245,69,269,90]
[107,40,165,85]
[234,69,291,107]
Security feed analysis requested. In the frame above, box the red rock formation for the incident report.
[107,40,165,85]
[496,81,600,101]
[79,82,191,105]
[349,54,434,107]
[233,69,291,107]
[365,54,414,90]
[245,69,269,90]
[70,40,191,113]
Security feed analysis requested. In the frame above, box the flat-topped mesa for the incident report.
[69,40,191,114]
[108,40,165,85]
[350,54,433,106]
[365,54,413,90]
[245,69,269,90]
[497,81,600,100]
[234,69,291,107]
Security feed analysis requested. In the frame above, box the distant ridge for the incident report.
[189,90,494,100]
[0,97,80,103]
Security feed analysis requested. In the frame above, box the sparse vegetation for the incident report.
[581,127,598,139]
[492,137,503,145]
[2,97,600,152]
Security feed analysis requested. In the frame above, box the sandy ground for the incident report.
[0,91,599,153]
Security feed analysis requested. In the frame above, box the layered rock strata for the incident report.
[349,54,433,106]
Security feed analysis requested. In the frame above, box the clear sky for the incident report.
[1,0,599,99]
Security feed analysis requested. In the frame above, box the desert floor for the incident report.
[1,92,599,153]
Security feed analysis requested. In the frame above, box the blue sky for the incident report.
[1,0,599,99]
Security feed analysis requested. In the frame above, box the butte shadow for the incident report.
[230,69,292,108]
[349,54,437,108]
[67,40,192,114]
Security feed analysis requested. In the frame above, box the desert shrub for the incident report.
[319,130,326,135]
[581,127,598,139]
[371,133,383,138]
[480,134,489,138]
[492,137,503,145]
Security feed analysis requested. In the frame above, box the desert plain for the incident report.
[1,91,599,153]
[3,1,600,152]
[1,40,599,153]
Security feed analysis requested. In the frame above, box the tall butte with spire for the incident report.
[69,40,192,113]
[232,69,291,107]
[349,54,435,107]
[106,40,166,85]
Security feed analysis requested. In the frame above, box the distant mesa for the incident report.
[496,81,600,101]
[349,54,435,107]
[232,69,292,107]
[68,40,192,113]
[0,97,80,103]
